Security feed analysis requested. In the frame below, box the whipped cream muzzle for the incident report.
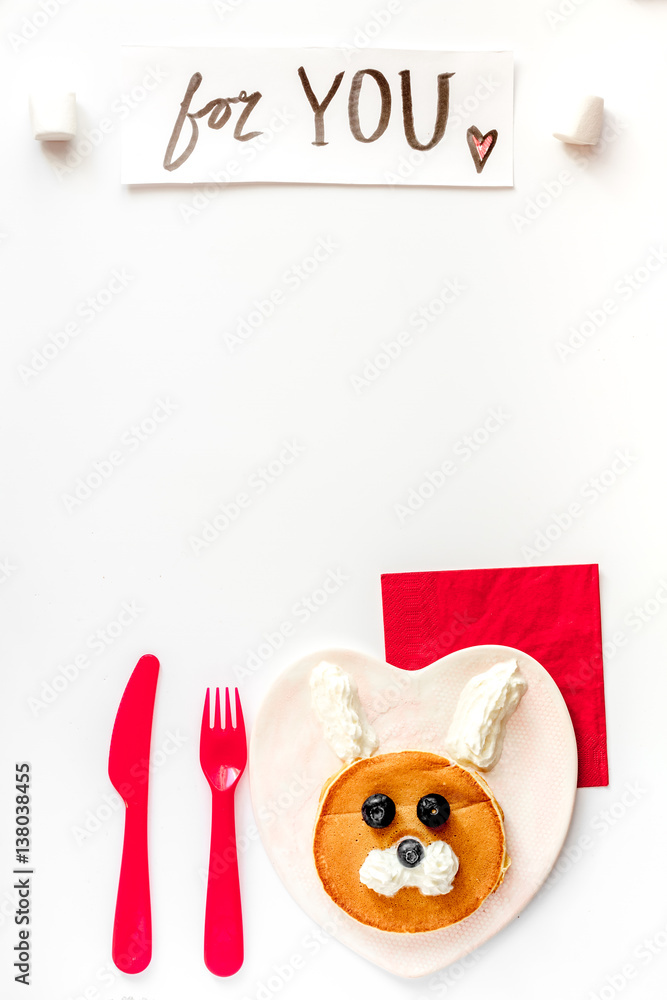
[359,839,459,897]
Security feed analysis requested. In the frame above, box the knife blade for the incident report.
[108,653,160,974]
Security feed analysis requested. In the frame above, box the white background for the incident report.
[1,2,666,999]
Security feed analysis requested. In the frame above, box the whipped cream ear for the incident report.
[359,841,459,897]
[310,661,379,763]
[446,659,527,771]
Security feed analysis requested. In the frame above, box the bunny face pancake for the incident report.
[309,658,525,934]
[314,750,508,932]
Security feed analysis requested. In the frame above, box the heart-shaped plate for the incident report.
[248,645,577,977]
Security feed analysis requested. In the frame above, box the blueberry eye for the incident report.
[361,793,396,828]
[417,794,450,828]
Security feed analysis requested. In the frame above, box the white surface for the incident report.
[1,1,667,999]
[120,46,513,185]
[249,646,577,977]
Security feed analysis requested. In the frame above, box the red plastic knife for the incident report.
[108,654,160,974]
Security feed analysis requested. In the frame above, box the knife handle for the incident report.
[204,791,243,976]
[112,800,152,974]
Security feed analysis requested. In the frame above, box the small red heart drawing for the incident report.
[467,126,498,174]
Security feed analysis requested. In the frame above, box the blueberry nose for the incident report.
[397,838,424,869]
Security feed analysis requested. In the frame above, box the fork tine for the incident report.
[234,689,246,740]
[214,688,222,729]
[224,687,232,729]
[202,688,211,729]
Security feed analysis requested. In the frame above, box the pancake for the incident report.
[313,750,509,933]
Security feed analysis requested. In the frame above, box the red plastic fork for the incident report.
[199,688,247,977]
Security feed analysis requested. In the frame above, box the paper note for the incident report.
[121,47,514,186]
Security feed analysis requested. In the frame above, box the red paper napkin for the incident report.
[381,564,608,787]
